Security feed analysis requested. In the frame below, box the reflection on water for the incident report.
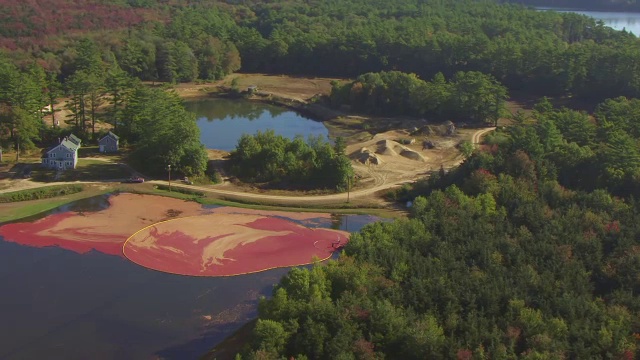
[57,193,112,213]
[273,212,383,233]
[185,98,329,151]
[0,194,381,359]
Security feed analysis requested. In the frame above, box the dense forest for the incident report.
[1,0,640,102]
[241,99,640,359]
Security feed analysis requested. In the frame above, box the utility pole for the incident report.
[167,164,172,192]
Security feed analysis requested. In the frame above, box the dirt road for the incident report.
[472,127,495,145]
[0,128,495,206]
[147,127,496,205]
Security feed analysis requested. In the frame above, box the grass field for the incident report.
[0,185,113,223]
[30,158,131,182]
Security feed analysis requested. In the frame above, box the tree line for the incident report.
[331,70,507,124]
[3,0,640,102]
[239,98,640,359]
[230,131,353,191]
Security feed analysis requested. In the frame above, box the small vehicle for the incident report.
[125,176,145,183]
[22,165,32,178]
[182,177,193,185]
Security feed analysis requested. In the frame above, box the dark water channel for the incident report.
[0,195,378,360]
[185,98,329,152]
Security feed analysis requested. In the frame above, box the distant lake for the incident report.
[185,98,329,151]
[538,7,640,36]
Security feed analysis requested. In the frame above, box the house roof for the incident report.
[68,134,81,146]
[43,138,79,157]
[62,139,80,152]
[99,131,119,142]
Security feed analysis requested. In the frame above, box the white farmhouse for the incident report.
[41,135,81,170]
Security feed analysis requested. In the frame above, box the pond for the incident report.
[0,194,380,360]
[185,98,330,152]
[538,7,640,35]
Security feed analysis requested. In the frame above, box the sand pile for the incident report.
[376,140,399,156]
[351,147,383,165]
[375,140,425,162]
[400,149,426,161]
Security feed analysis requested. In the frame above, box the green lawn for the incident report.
[31,159,132,182]
[0,186,113,223]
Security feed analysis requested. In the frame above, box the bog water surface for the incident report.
[0,194,378,359]
[185,98,329,151]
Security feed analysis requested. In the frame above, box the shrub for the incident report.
[0,185,84,203]
[155,184,205,197]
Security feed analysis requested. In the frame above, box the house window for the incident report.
[66,153,70,158]
[66,162,71,166]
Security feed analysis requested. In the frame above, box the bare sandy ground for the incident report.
[155,73,340,102]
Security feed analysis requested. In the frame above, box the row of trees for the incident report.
[0,58,46,160]
[117,32,240,83]
[230,131,353,191]
[330,71,507,124]
[240,98,640,358]
[226,0,640,101]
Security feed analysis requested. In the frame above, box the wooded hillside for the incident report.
[241,98,640,360]
[0,0,161,49]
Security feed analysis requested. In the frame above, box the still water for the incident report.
[539,7,640,35]
[0,195,379,359]
[185,98,329,152]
